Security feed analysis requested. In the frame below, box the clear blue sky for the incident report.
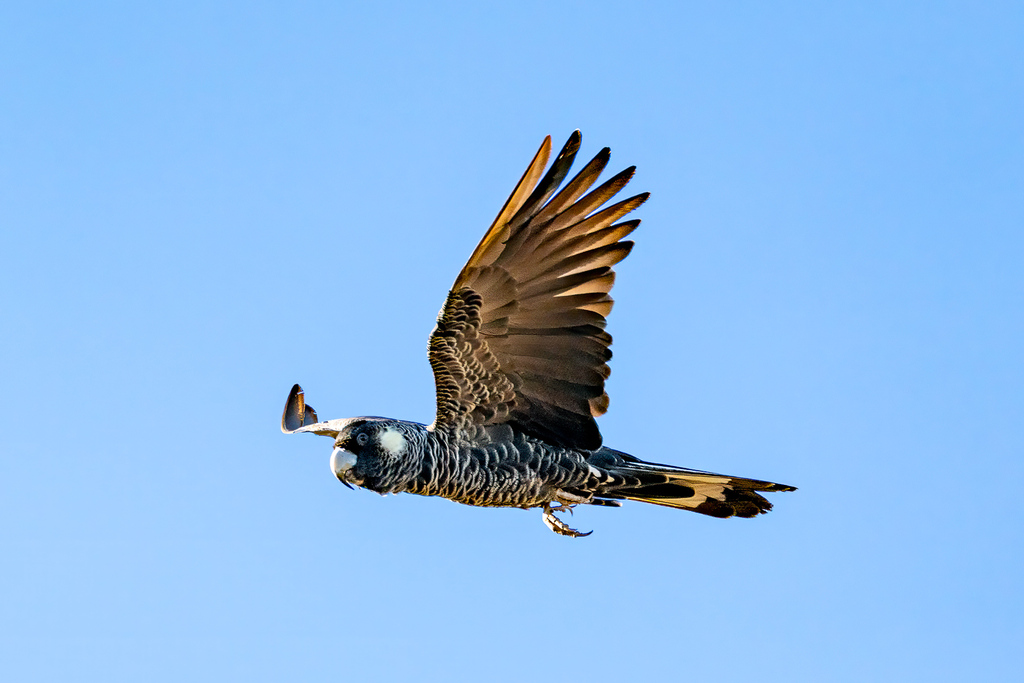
[2,2,1021,681]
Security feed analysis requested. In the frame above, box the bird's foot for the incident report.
[542,502,592,538]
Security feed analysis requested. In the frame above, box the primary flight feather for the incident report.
[281,131,795,536]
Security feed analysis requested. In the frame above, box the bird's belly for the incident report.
[410,469,550,508]
[407,442,591,509]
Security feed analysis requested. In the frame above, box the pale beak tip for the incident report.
[330,447,357,481]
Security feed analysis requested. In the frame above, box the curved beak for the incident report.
[330,447,357,488]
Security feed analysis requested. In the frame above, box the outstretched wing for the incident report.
[428,131,648,450]
[280,383,351,437]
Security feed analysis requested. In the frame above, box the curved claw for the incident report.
[542,503,592,538]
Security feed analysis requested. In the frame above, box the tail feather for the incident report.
[589,449,795,519]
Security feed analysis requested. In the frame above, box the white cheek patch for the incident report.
[379,427,408,456]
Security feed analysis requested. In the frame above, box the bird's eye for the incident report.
[356,432,370,446]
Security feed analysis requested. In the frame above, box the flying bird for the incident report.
[281,131,795,537]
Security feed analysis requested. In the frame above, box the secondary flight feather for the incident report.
[281,131,795,536]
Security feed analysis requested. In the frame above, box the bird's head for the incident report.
[330,418,419,493]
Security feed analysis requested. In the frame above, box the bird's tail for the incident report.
[587,449,796,518]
